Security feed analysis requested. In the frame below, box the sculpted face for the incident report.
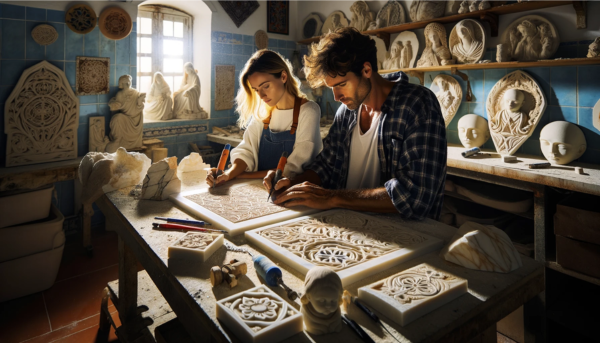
[391,43,401,58]
[540,121,586,165]
[458,114,490,148]
[503,89,525,112]
[517,21,536,37]
[306,286,342,315]
[248,71,287,108]
[119,76,131,89]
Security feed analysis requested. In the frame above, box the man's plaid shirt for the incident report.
[307,71,447,220]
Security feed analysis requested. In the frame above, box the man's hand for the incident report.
[273,182,336,210]
[263,170,291,194]
[205,168,230,187]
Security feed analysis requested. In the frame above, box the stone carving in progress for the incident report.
[173,62,207,119]
[449,19,485,64]
[31,24,58,45]
[106,75,146,153]
[417,23,455,67]
[65,4,97,34]
[383,31,418,70]
[375,0,406,29]
[358,263,467,326]
[409,0,445,22]
[255,30,269,49]
[441,221,523,273]
[300,267,343,335]
[588,37,600,58]
[143,72,173,121]
[168,232,224,263]
[458,114,490,148]
[245,210,443,286]
[4,61,79,167]
[302,13,323,39]
[215,65,236,111]
[321,11,349,35]
[487,70,546,156]
[501,15,559,62]
[216,285,303,343]
[349,1,376,32]
[99,7,133,40]
[432,74,462,126]
[76,56,110,96]
[539,121,586,165]
[89,116,110,152]
[141,156,181,201]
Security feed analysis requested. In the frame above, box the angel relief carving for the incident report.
[432,74,462,127]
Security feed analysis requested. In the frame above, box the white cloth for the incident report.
[346,108,381,190]
[230,101,322,178]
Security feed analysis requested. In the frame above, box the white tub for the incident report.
[0,184,54,229]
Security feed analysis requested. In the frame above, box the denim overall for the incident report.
[257,96,302,170]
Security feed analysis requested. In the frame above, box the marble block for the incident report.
[169,180,320,236]
[168,232,224,263]
[441,221,523,273]
[141,156,181,201]
[152,148,168,163]
[178,152,209,173]
[358,263,468,326]
[216,285,303,343]
[245,210,443,287]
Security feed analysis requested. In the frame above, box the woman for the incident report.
[143,72,173,121]
[206,50,322,187]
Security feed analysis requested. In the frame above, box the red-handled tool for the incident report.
[213,143,231,188]
[267,151,289,201]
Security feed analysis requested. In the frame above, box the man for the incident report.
[264,27,447,220]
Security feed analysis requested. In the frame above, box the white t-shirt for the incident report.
[346,107,381,190]
[229,101,323,178]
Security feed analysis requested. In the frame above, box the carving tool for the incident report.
[154,217,210,226]
[342,314,375,343]
[152,223,226,233]
[461,147,481,158]
[224,243,299,300]
[527,162,551,169]
[213,143,232,188]
[345,292,401,343]
[267,151,289,202]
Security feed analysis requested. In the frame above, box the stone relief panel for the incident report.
[168,232,224,263]
[417,23,454,67]
[76,57,110,96]
[65,4,97,34]
[99,7,133,40]
[375,0,406,29]
[302,13,323,39]
[321,11,349,35]
[432,74,462,127]
[409,0,445,22]
[5,61,79,167]
[500,15,559,62]
[486,70,547,156]
[215,65,236,111]
[31,24,58,46]
[449,19,485,64]
[349,1,376,32]
[358,263,468,326]
[383,31,418,70]
[255,30,269,49]
[89,116,109,152]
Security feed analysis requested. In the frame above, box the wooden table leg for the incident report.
[118,236,140,340]
[83,204,93,256]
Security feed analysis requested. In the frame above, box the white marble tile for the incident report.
[168,232,223,263]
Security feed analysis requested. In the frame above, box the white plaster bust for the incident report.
[417,23,455,67]
[300,267,343,335]
[458,114,490,148]
[106,75,146,153]
[144,72,173,121]
[173,62,207,119]
[540,121,586,165]
[450,19,485,64]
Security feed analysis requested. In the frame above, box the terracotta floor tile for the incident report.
[22,309,118,343]
[0,292,50,343]
[56,231,118,282]
[44,264,119,330]
[49,322,119,343]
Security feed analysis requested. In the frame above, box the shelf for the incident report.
[298,1,583,45]
[546,261,600,286]
[444,190,534,220]
[0,157,82,192]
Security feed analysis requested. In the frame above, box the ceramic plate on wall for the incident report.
[99,7,133,40]
[65,4,97,34]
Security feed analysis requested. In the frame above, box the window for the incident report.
[137,6,193,94]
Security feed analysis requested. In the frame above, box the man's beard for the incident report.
[345,76,372,110]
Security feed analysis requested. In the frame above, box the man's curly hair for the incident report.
[303,27,378,88]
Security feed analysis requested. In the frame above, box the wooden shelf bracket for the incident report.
[572,1,587,29]
[451,67,473,101]
[480,12,499,37]
[407,70,424,86]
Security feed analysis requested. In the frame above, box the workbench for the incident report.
[96,175,544,343]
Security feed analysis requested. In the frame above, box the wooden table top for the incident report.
[97,176,544,343]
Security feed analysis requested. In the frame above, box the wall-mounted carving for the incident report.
[89,116,109,152]
[173,62,207,119]
[106,75,146,153]
[321,11,349,35]
[383,31,418,70]
[255,30,268,49]
[449,19,485,64]
[219,1,259,28]
[141,156,181,200]
[65,4,97,34]
[302,13,323,39]
[500,15,559,62]
[349,1,376,32]
[539,121,586,165]
[375,0,406,29]
[144,72,173,121]
[76,56,110,96]
[417,23,454,67]
[215,65,235,111]
[588,37,600,58]
[99,7,133,40]
[409,0,445,22]
[31,24,58,46]
[486,70,546,156]
[432,74,462,127]
[5,61,79,167]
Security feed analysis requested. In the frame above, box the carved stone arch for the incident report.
[4,61,79,167]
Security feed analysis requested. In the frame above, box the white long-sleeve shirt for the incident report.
[230,101,322,178]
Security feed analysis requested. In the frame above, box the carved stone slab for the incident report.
[302,13,323,39]
[216,285,303,343]
[245,210,443,286]
[168,232,224,263]
[89,116,109,152]
[486,70,547,156]
[500,15,559,62]
[5,61,79,167]
[431,74,462,127]
[321,11,349,35]
[449,19,486,64]
[31,24,58,46]
[215,65,235,111]
[376,0,406,29]
[593,98,600,132]
[65,4,97,34]
[169,180,320,236]
[358,263,468,326]
[384,31,418,69]
[99,7,133,40]
[76,57,110,96]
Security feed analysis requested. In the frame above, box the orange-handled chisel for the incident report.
[267,151,289,201]
[213,144,231,188]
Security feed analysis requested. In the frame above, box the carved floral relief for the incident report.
[65,4,97,34]
[99,7,133,40]
[31,24,58,46]
[76,57,110,96]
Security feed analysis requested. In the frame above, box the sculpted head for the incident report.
[118,75,132,89]
[301,267,343,315]
[458,114,490,148]
[538,23,551,37]
[332,13,340,26]
[183,62,195,75]
[517,20,537,37]
[503,89,525,112]
[153,72,165,85]
[540,121,586,165]
[457,21,475,43]
[391,41,403,58]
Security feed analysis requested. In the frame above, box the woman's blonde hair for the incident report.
[236,49,305,128]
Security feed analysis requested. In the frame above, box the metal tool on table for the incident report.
[267,151,289,202]
[343,291,401,342]
[210,259,247,289]
[212,143,232,188]
[527,162,551,169]
[225,243,299,300]
[154,217,210,227]
[152,222,226,234]
[342,314,375,343]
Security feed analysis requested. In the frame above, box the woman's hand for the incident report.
[205,168,231,187]
[263,170,291,194]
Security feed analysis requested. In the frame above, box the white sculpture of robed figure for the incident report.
[173,62,207,119]
[458,114,490,149]
[417,23,454,67]
[300,267,344,335]
[540,121,586,165]
[450,19,485,64]
[107,75,145,153]
[144,72,173,121]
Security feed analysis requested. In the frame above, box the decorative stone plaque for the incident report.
[31,24,58,46]
[255,30,268,49]
[168,232,224,263]
[76,57,110,96]
[215,65,235,111]
[449,19,486,64]
[5,61,79,167]
[432,74,462,127]
[65,4,97,34]
[500,15,559,62]
[321,11,349,35]
[99,7,133,40]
